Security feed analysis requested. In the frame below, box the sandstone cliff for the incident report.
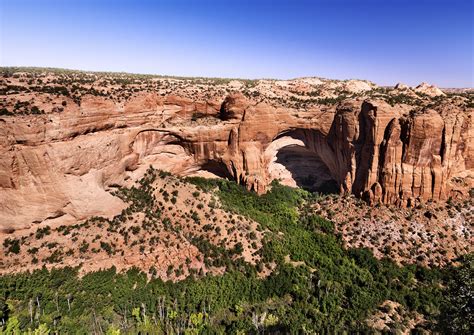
[0,68,472,232]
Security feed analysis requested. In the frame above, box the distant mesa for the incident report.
[414,82,445,97]
[341,79,375,93]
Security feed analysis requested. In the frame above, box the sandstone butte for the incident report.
[0,69,473,233]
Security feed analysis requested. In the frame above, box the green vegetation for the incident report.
[0,108,13,116]
[0,172,471,333]
[438,253,474,334]
[384,93,423,107]
[34,226,51,240]
[3,238,21,255]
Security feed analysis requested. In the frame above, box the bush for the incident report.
[0,108,13,116]
[3,238,20,255]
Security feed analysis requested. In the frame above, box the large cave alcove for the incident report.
[267,129,340,194]
[197,160,234,180]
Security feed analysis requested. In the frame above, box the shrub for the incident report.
[3,238,20,255]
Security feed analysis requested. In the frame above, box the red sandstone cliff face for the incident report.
[0,71,472,232]
[325,101,473,207]
[215,96,473,207]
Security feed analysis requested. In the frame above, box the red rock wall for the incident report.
[0,93,472,231]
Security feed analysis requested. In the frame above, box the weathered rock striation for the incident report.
[0,69,472,232]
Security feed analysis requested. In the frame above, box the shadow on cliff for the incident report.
[274,143,340,195]
[200,160,234,179]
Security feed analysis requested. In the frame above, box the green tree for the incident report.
[3,315,20,335]
[438,253,474,334]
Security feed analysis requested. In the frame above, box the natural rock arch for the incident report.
[130,129,197,175]
[131,129,234,180]
[265,128,341,194]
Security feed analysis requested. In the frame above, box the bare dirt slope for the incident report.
[0,168,262,279]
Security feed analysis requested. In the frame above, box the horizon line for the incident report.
[3,65,471,90]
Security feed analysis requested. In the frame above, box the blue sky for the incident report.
[1,0,472,87]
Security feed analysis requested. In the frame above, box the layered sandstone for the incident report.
[0,69,472,232]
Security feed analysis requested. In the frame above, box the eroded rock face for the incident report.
[0,75,472,232]
[415,82,446,97]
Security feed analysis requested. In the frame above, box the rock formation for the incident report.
[394,82,410,90]
[414,82,446,97]
[0,69,472,232]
